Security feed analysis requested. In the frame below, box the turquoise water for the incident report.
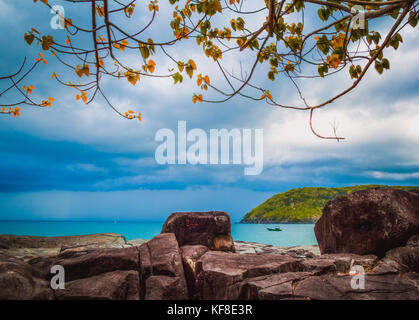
[0,221,317,247]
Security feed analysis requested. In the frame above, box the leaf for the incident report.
[125,70,140,85]
[173,72,183,84]
[188,59,197,70]
[75,64,90,77]
[185,65,194,78]
[139,45,150,59]
[24,33,35,45]
[41,35,54,50]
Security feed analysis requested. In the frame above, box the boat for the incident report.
[267,227,282,231]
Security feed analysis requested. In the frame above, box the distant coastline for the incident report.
[240,185,419,224]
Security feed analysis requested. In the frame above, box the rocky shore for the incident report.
[0,187,418,300]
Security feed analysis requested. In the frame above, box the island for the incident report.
[241,185,419,224]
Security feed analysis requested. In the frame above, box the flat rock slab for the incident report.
[54,246,139,282]
[0,233,126,249]
[54,270,140,300]
[292,273,419,300]
[196,251,301,299]
[234,241,320,258]
[241,272,314,300]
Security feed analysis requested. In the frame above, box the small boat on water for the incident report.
[267,227,282,231]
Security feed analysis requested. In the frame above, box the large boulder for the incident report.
[0,253,52,300]
[161,211,234,251]
[139,233,188,299]
[54,270,140,300]
[195,251,301,299]
[315,187,419,256]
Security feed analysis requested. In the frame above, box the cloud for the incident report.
[0,2,418,220]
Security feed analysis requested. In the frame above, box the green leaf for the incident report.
[409,11,418,28]
[173,72,183,84]
[375,61,383,75]
[139,45,150,59]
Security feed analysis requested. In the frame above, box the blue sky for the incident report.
[0,1,418,222]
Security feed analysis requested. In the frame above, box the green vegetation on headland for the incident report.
[241,185,419,224]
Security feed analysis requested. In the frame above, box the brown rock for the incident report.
[314,187,419,256]
[54,270,140,300]
[0,253,52,300]
[300,258,336,275]
[213,234,235,252]
[145,275,187,300]
[58,242,129,259]
[161,211,234,251]
[181,245,209,299]
[241,272,313,300]
[317,253,378,273]
[54,246,139,282]
[195,251,301,299]
[407,234,419,246]
[291,273,419,300]
[384,244,419,272]
[139,233,188,299]
[0,233,127,249]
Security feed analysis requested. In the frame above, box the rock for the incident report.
[27,256,57,279]
[145,275,187,300]
[292,275,343,300]
[407,234,419,246]
[0,233,127,249]
[0,237,9,249]
[54,271,140,300]
[58,242,129,259]
[161,211,234,251]
[300,259,336,275]
[181,245,209,299]
[128,239,148,246]
[317,253,378,273]
[384,244,419,272]
[239,272,313,300]
[195,251,301,299]
[315,187,419,256]
[234,241,320,258]
[0,247,60,263]
[289,273,419,300]
[139,233,188,299]
[54,246,139,282]
[0,253,52,300]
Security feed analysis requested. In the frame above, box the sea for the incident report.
[0,221,317,247]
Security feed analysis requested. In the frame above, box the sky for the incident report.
[0,0,418,222]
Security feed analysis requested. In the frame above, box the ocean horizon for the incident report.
[0,220,317,247]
